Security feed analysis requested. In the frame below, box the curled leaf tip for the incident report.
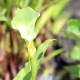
[52,39,56,40]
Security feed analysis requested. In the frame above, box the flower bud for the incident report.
[28,42,36,58]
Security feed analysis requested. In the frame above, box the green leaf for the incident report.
[36,5,56,33]
[62,30,80,40]
[0,16,8,21]
[52,0,69,19]
[14,62,31,80]
[67,20,80,33]
[11,7,40,41]
[14,39,53,80]
[20,0,31,8]
[70,45,80,60]
[62,19,80,40]
[42,48,63,63]
[34,39,54,75]
[1,8,7,16]
[36,0,69,34]
[64,65,80,77]
[33,0,44,11]
[52,14,70,34]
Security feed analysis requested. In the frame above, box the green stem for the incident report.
[30,58,35,80]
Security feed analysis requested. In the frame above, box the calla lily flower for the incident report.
[11,7,40,41]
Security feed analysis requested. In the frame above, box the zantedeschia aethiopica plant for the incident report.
[11,7,55,80]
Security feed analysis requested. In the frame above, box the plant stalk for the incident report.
[30,57,35,80]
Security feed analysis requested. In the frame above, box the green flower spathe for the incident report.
[11,7,40,41]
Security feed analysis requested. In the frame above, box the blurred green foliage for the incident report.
[0,0,69,61]
[0,0,70,79]
[62,19,80,78]
[64,65,80,78]
[62,20,80,40]
[70,44,80,60]
[42,48,63,63]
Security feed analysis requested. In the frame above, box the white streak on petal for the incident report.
[17,24,32,41]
